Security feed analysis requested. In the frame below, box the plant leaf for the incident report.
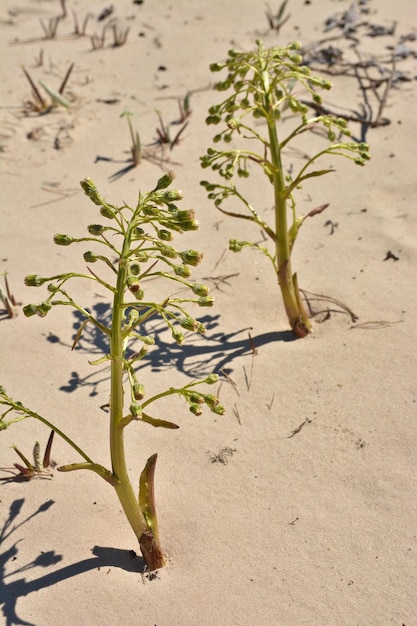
[138,453,159,540]
[12,445,34,470]
[39,81,71,108]
[57,462,119,485]
[141,412,179,429]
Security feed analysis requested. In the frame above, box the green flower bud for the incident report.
[83,251,98,263]
[179,250,203,266]
[100,205,115,219]
[188,392,204,405]
[197,296,214,307]
[37,301,52,317]
[129,262,140,276]
[162,189,183,202]
[178,317,199,332]
[134,251,149,263]
[178,219,199,232]
[153,170,176,191]
[47,283,59,294]
[189,404,203,416]
[23,303,38,317]
[204,394,219,409]
[212,404,226,415]
[229,239,245,252]
[54,234,74,246]
[80,178,102,206]
[157,229,173,241]
[174,264,191,278]
[87,224,105,236]
[24,275,46,287]
[132,383,145,400]
[128,309,139,324]
[159,245,178,259]
[172,328,184,345]
[129,402,142,418]
[191,283,209,296]
[205,374,219,385]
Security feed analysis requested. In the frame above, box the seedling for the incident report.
[201,41,369,337]
[22,63,73,114]
[72,10,91,37]
[155,110,189,150]
[0,273,19,318]
[40,15,62,40]
[0,172,224,570]
[177,91,192,123]
[122,109,141,166]
[90,24,108,51]
[8,431,55,480]
[111,22,130,47]
[265,1,291,33]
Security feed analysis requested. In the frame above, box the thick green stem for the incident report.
[110,223,165,568]
[262,69,311,337]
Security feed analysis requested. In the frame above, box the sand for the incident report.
[1,1,416,624]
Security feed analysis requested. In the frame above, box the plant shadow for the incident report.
[45,302,294,396]
[1,499,146,626]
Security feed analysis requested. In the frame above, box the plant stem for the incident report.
[110,218,165,568]
[262,67,311,337]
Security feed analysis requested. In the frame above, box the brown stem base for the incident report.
[139,530,166,570]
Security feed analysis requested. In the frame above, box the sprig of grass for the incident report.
[0,172,224,570]
[201,40,369,337]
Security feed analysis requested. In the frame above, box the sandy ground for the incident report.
[1,1,416,625]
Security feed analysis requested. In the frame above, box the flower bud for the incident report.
[197,296,214,307]
[157,229,173,242]
[23,303,38,317]
[129,262,141,276]
[83,251,98,263]
[229,239,245,252]
[100,205,115,219]
[188,392,204,405]
[189,404,203,416]
[87,224,105,236]
[159,245,178,259]
[204,394,220,409]
[212,404,226,415]
[205,374,219,385]
[162,189,183,202]
[54,234,74,246]
[129,402,142,418]
[24,275,46,287]
[37,301,52,317]
[132,383,145,400]
[174,264,191,278]
[179,250,203,267]
[80,178,102,206]
[179,317,199,332]
[153,170,176,191]
[172,328,185,345]
[191,283,209,297]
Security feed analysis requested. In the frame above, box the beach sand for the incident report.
[1,1,416,624]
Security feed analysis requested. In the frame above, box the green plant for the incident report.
[22,64,73,114]
[0,273,19,318]
[122,109,142,166]
[201,41,369,337]
[0,172,224,570]
[8,431,55,480]
[155,110,189,150]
